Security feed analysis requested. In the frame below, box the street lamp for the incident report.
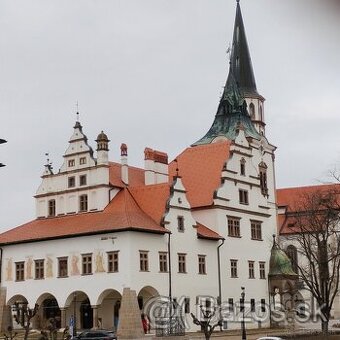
[241,287,246,340]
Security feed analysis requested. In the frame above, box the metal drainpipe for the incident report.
[167,232,172,325]
[217,238,225,330]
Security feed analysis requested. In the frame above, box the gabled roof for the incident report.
[169,142,231,208]
[0,188,168,246]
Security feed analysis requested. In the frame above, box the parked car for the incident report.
[76,330,117,340]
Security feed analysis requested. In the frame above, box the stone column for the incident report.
[60,308,66,329]
[92,306,99,330]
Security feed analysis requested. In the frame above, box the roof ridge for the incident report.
[277,183,340,191]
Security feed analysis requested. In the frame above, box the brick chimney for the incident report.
[120,143,128,185]
[144,147,168,185]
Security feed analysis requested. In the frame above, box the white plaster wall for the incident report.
[36,166,110,217]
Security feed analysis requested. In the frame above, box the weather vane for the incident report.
[45,152,53,169]
[76,101,80,121]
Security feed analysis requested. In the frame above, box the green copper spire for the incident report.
[269,237,298,278]
[192,1,261,146]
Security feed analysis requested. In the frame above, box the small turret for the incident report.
[96,131,110,165]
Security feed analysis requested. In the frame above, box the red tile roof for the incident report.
[0,142,231,245]
[277,183,340,235]
[169,142,231,208]
[0,188,168,245]
[109,162,145,187]
[277,184,340,211]
[129,184,170,224]
[196,222,223,240]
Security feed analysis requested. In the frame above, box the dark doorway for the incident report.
[80,298,93,329]
[43,298,61,328]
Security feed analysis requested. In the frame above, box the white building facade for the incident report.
[0,1,280,334]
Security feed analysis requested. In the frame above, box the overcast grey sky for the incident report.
[1,0,340,231]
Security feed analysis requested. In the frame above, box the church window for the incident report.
[178,253,186,273]
[248,261,255,279]
[79,157,86,165]
[259,162,268,196]
[68,159,75,167]
[35,259,44,279]
[230,259,238,278]
[239,189,249,205]
[227,216,241,237]
[251,221,262,240]
[159,252,168,273]
[249,103,255,120]
[139,251,149,272]
[286,245,298,273]
[15,262,25,281]
[240,158,246,176]
[82,254,92,275]
[68,176,75,188]
[259,262,266,279]
[48,199,56,217]
[79,194,88,212]
[259,105,264,121]
[58,257,68,278]
[177,216,184,232]
[79,175,87,186]
[198,255,206,275]
[108,251,119,273]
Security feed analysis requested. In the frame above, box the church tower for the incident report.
[193,0,266,146]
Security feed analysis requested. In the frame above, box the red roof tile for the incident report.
[129,184,170,224]
[109,162,145,187]
[277,184,340,212]
[196,222,223,240]
[169,142,231,208]
[0,188,168,245]
[277,184,340,235]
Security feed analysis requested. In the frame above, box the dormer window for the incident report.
[249,103,255,120]
[68,159,75,167]
[48,199,56,217]
[240,158,246,176]
[79,157,86,165]
[68,176,75,188]
[79,194,88,212]
[79,175,87,186]
[177,216,184,232]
